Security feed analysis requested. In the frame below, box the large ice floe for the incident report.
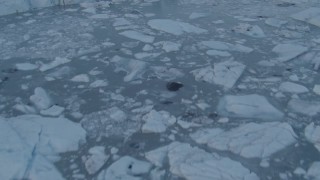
[0,115,86,180]
[291,8,320,28]
[217,94,284,120]
[272,44,308,62]
[145,142,259,180]
[148,19,207,35]
[192,60,246,89]
[190,122,297,158]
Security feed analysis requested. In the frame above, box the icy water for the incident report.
[1,0,320,180]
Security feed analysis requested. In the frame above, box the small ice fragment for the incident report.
[30,87,52,110]
[71,74,90,83]
[84,146,109,174]
[16,63,38,71]
[279,82,308,94]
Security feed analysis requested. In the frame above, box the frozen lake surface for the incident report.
[1,0,320,179]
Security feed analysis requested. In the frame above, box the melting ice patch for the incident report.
[148,19,207,35]
[145,142,259,180]
[0,115,86,180]
[192,60,246,89]
[217,94,284,120]
[191,122,297,158]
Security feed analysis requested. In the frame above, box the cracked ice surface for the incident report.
[217,94,284,120]
[0,115,86,180]
[190,122,297,158]
[145,142,259,180]
[192,60,246,89]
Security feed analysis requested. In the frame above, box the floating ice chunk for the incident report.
[154,41,181,52]
[30,87,52,110]
[305,123,320,152]
[143,44,154,51]
[232,23,266,38]
[206,50,231,57]
[265,18,287,28]
[16,63,39,71]
[71,74,90,83]
[306,162,320,179]
[90,80,108,88]
[313,85,320,95]
[217,94,284,120]
[90,14,110,19]
[189,12,208,20]
[272,44,308,62]
[293,167,306,176]
[192,60,246,89]
[134,52,161,60]
[201,40,253,53]
[97,156,151,180]
[288,99,320,116]
[39,57,71,72]
[142,110,176,133]
[84,146,109,174]
[113,18,131,27]
[111,56,147,82]
[279,81,309,94]
[119,30,155,43]
[291,8,320,28]
[191,122,296,158]
[40,105,65,117]
[145,142,259,180]
[148,19,207,35]
[0,115,86,180]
